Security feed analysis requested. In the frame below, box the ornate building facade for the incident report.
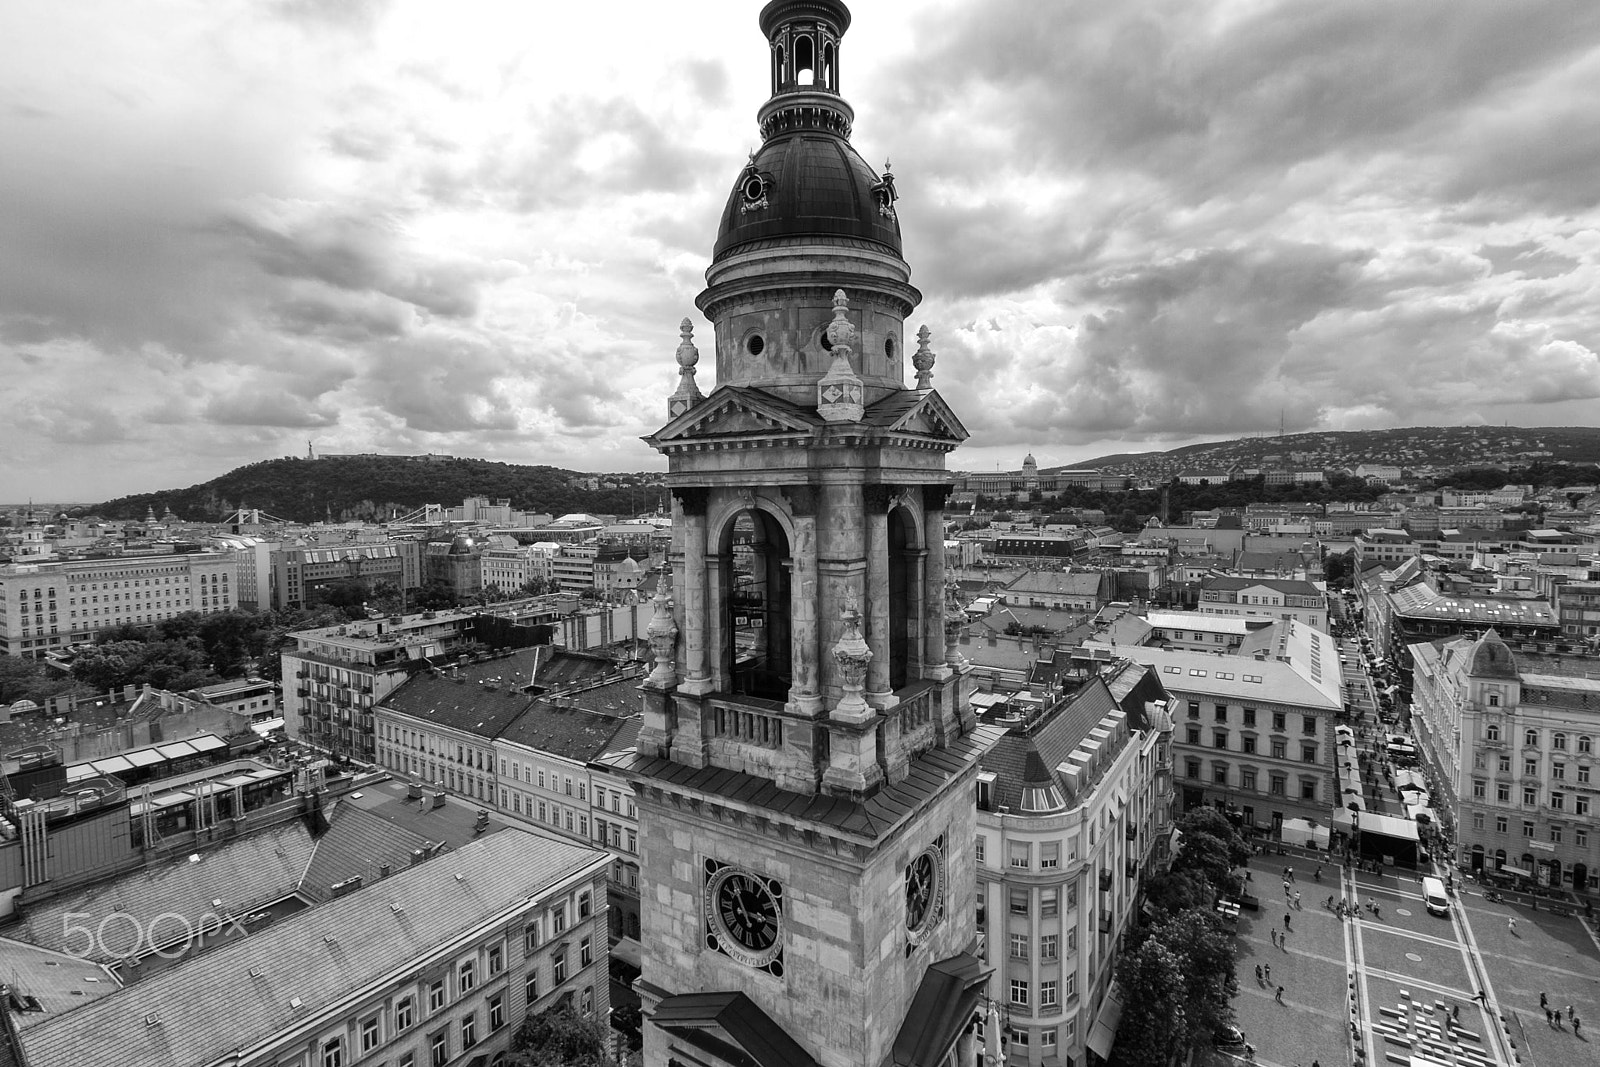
[606,3,1006,1065]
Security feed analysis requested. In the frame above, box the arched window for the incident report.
[795,34,816,85]
[821,42,835,89]
[1525,728,1539,748]
[1554,732,1568,750]
[1581,735,1593,754]
[1486,723,1500,742]
[717,508,793,700]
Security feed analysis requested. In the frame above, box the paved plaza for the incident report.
[1217,852,1600,1067]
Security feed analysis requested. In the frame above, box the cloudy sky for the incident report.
[5,0,1600,503]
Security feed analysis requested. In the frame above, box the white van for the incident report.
[1422,876,1449,917]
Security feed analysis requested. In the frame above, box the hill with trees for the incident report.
[84,456,667,524]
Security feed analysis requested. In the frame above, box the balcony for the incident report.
[1099,869,1113,892]
[1099,910,1112,933]
[1125,824,1138,841]
[1126,859,1139,879]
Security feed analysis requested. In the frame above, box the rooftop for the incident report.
[13,831,605,1067]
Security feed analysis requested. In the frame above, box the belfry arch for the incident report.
[714,504,793,701]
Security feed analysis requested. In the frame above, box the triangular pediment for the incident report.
[649,386,820,445]
[871,389,970,444]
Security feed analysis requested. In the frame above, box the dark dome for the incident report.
[713,133,902,261]
[448,534,476,554]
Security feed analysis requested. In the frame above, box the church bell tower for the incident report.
[609,4,1004,1065]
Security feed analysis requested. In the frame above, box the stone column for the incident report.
[863,487,895,708]
[908,547,927,680]
[923,491,950,676]
[674,489,713,697]
[783,489,823,717]
[822,607,884,795]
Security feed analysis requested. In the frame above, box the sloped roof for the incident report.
[10,819,315,962]
[979,678,1123,811]
[497,702,634,763]
[1468,629,1519,680]
[1201,575,1323,596]
[14,832,603,1067]
[1003,570,1104,596]
[298,802,432,902]
[379,668,536,740]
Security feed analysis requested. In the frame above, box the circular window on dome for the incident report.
[885,335,897,360]
[746,333,765,356]
[742,175,765,202]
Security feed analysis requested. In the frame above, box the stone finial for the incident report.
[912,324,935,389]
[943,574,967,669]
[830,604,874,720]
[668,318,704,419]
[818,290,865,422]
[645,571,679,688]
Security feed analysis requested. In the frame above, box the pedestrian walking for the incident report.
[1295,890,1302,909]
[1510,917,1518,936]
[1576,1016,1582,1037]
[1284,912,1292,931]
[1547,1009,1555,1027]
[1264,963,1271,983]
[1284,879,1292,896]
[1452,1004,1460,1023]
[1569,1005,1576,1023]
[1275,985,1285,1004]
[1269,928,1278,947]
[1541,992,1548,1011]
[1255,964,1263,985]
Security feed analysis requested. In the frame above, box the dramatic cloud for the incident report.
[2,0,1599,500]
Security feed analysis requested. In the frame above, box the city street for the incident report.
[1224,851,1600,1067]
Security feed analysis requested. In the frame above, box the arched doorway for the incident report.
[1574,862,1589,892]
[719,507,792,701]
[1494,849,1507,871]
[1470,844,1484,872]
[887,505,916,691]
[1543,858,1562,888]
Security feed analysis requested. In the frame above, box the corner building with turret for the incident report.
[603,3,1009,1066]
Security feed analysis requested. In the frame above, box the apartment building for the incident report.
[0,551,236,658]
[1098,623,1343,836]
[4,830,611,1067]
[1197,575,1329,633]
[974,656,1175,1064]
[1410,630,1600,891]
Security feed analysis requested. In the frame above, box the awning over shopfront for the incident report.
[1085,983,1125,1060]
[1501,865,1532,878]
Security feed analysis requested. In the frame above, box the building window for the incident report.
[461,1014,477,1050]
[1271,740,1286,760]
[1010,843,1031,869]
[1186,759,1201,779]
[1473,812,1485,830]
[396,996,415,1031]
[1579,828,1590,848]
[322,1037,344,1067]
[429,980,446,1012]
[1041,980,1058,1007]
[1552,791,1566,811]
[1487,724,1501,742]
[578,891,592,919]
[1500,755,1511,774]
[1302,744,1317,763]
[1300,779,1316,801]
[975,837,986,865]
[1010,979,1030,1006]
[1524,821,1536,838]
[553,904,567,934]
[1241,769,1257,792]
[553,950,567,983]
[1041,1028,1058,1048]
[1473,781,1486,799]
[1215,705,1228,723]
[430,1031,448,1067]
[1579,796,1590,817]
[1554,762,1566,780]
[1581,765,1592,785]
[1010,889,1029,916]
[1526,729,1539,748]
[1213,730,1228,749]
[1041,887,1059,917]
[526,971,539,1004]
[1187,725,1201,745]
[1581,735,1593,754]
[1213,764,1228,785]
[1302,715,1317,735]
[458,959,476,993]
[1525,759,1539,777]
[525,919,542,953]
[1524,786,1537,806]
[1010,933,1029,959]
[1040,934,1058,959]
[1187,701,1200,719]
[1497,784,1510,803]
[1065,972,1077,998]
[1242,735,1257,754]
[581,936,593,966]
[1551,826,1563,844]
[1496,815,1508,834]
[361,1016,380,1052]
[1488,694,1500,707]
[1270,775,1286,796]
[489,943,504,975]
[582,986,594,1016]
[1040,842,1059,869]
[1272,712,1286,731]
[1555,733,1568,750]
[1243,708,1257,726]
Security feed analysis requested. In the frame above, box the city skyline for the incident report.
[4,0,1600,503]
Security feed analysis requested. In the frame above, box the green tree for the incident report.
[1324,549,1355,589]
[509,1003,617,1067]
[1110,939,1189,1067]
[1141,868,1213,923]
[1169,808,1250,899]
[1150,908,1238,1045]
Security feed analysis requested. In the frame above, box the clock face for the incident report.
[905,838,946,945]
[704,861,784,971]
